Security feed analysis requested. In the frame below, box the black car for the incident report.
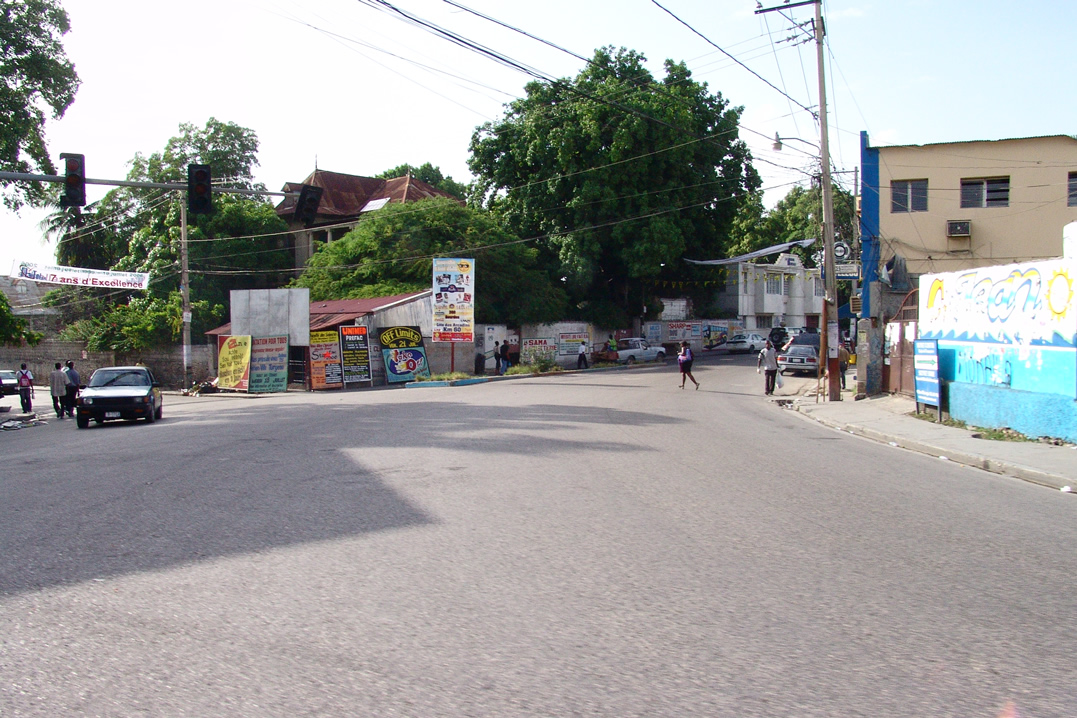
[76,366,163,428]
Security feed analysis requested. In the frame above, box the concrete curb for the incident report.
[794,403,1072,491]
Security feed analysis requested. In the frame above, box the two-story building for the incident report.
[712,252,824,331]
[861,133,1077,281]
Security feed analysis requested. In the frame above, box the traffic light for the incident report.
[59,153,86,207]
[187,164,213,215]
[294,184,323,228]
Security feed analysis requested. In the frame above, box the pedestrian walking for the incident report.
[757,340,779,395]
[499,340,510,374]
[838,344,851,390]
[678,341,699,390]
[577,340,589,370]
[49,362,70,418]
[63,360,80,417]
[15,363,34,413]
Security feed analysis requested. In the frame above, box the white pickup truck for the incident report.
[609,337,666,364]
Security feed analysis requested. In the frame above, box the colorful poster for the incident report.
[378,325,431,383]
[521,337,557,364]
[249,335,289,393]
[340,325,372,384]
[666,321,702,342]
[218,335,252,391]
[310,330,343,390]
[10,260,150,290]
[914,340,940,407]
[432,257,475,342]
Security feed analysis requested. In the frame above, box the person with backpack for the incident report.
[15,363,34,413]
[678,341,699,390]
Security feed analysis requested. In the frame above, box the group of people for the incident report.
[12,361,80,417]
[491,341,511,375]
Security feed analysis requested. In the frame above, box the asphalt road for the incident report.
[2,355,1074,717]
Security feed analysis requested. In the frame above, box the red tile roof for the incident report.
[275,169,462,220]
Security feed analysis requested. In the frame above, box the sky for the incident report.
[3,0,1075,272]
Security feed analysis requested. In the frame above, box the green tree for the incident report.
[468,47,759,326]
[293,198,566,325]
[0,0,80,211]
[728,183,857,267]
[0,291,42,346]
[376,162,469,201]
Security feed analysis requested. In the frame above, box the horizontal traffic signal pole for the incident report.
[0,170,298,198]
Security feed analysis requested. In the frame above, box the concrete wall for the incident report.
[918,257,1077,441]
[230,288,310,346]
[0,340,213,390]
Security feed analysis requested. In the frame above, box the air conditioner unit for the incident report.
[946,220,971,237]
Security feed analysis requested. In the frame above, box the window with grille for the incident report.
[814,277,826,297]
[891,179,928,212]
[960,177,1009,208]
[783,275,792,296]
[1069,172,1077,207]
[765,274,782,294]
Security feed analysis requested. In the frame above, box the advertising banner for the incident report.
[914,340,940,407]
[249,336,289,393]
[218,335,252,391]
[432,257,475,342]
[557,332,588,357]
[340,325,372,384]
[666,321,701,342]
[521,337,557,364]
[378,325,431,383]
[10,260,150,290]
[310,330,343,390]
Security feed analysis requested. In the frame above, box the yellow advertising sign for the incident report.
[218,335,252,391]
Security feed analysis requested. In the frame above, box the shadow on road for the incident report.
[1,401,680,596]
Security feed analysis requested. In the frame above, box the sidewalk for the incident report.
[791,391,1075,491]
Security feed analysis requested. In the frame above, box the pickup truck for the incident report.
[597,337,666,365]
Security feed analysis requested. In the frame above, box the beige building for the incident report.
[870,134,1077,277]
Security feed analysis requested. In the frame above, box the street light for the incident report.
[771,134,819,153]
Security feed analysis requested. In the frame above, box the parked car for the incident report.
[610,337,666,364]
[784,331,821,351]
[0,369,17,396]
[768,326,789,348]
[726,333,767,353]
[76,366,162,428]
[777,345,820,375]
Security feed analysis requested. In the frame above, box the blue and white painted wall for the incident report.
[918,244,1077,442]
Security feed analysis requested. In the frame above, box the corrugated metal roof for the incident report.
[204,292,430,337]
[274,169,462,221]
[874,134,1077,150]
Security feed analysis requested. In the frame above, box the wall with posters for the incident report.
[918,257,1077,442]
[520,322,590,367]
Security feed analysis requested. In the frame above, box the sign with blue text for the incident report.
[914,339,940,407]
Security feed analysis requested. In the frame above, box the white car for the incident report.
[726,333,767,353]
[613,338,666,364]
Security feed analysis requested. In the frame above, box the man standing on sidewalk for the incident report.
[757,341,779,396]
[49,362,70,419]
[63,361,80,418]
[577,340,589,370]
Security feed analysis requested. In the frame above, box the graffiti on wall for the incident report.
[918,259,1076,397]
[919,260,1075,347]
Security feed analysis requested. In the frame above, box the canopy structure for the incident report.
[684,238,817,266]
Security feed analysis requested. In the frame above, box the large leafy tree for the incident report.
[0,0,80,211]
[293,198,566,325]
[469,46,759,327]
[376,162,469,201]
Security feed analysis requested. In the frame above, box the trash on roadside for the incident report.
[1062,486,1072,493]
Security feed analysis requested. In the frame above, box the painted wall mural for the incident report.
[918,259,1076,398]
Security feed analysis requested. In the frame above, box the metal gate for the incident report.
[886,289,919,396]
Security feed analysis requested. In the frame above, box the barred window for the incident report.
[961,177,1009,208]
[765,274,782,294]
[891,179,928,212]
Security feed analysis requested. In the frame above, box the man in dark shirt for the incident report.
[63,361,81,418]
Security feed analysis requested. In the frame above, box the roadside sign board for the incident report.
[914,339,940,407]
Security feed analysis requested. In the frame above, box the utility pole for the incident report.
[180,202,191,392]
[757,0,841,401]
